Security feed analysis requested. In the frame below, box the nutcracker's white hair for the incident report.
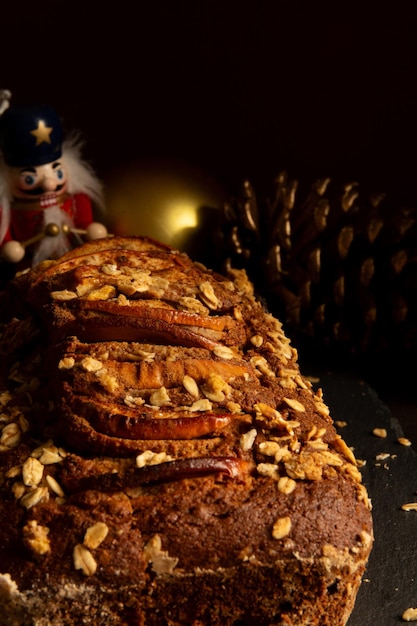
[61,132,104,212]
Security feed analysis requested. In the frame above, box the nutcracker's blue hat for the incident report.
[0,104,63,167]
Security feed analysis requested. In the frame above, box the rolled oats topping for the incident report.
[233,306,244,321]
[130,349,156,362]
[258,441,281,457]
[240,428,257,451]
[45,474,65,497]
[23,521,51,556]
[100,263,120,276]
[294,375,310,390]
[38,448,64,465]
[283,397,306,412]
[372,427,387,438]
[144,534,179,575]
[307,439,329,451]
[124,394,146,408]
[201,374,231,403]
[254,403,300,434]
[84,285,117,301]
[279,376,297,390]
[18,415,29,435]
[398,437,412,447]
[58,356,75,370]
[199,281,220,309]
[5,465,21,479]
[273,446,292,463]
[402,607,417,622]
[12,482,26,500]
[80,356,103,372]
[212,345,235,360]
[84,522,109,549]
[182,375,200,398]
[73,544,97,576]
[314,399,330,417]
[250,356,276,378]
[117,293,131,305]
[272,516,292,540]
[50,290,77,301]
[20,487,49,510]
[306,426,327,440]
[0,390,12,407]
[226,401,242,414]
[31,440,66,465]
[149,387,171,407]
[284,450,344,482]
[250,334,264,347]
[118,280,150,297]
[22,457,44,487]
[177,296,209,315]
[189,399,213,412]
[95,370,119,393]
[401,503,417,512]
[277,476,297,494]
[136,450,174,468]
[257,463,280,480]
[254,402,283,421]
[356,483,372,509]
[0,422,21,448]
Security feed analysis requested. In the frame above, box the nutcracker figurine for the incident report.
[0,90,107,274]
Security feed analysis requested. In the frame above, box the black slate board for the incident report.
[312,372,417,625]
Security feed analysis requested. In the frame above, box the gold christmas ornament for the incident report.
[105,159,228,266]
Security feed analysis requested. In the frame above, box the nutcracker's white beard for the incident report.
[32,205,82,266]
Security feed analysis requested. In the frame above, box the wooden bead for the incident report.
[86,222,108,240]
[1,240,25,263]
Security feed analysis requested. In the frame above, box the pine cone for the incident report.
[221,172,417,372]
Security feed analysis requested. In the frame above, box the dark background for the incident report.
[2,3,416,198]
[2,2,417,442]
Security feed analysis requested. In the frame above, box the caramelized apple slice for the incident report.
[75,397,233,440]
[72,314,231,350]
[60,408,231,456]
[62,456,249,494]
[75,299,241,333]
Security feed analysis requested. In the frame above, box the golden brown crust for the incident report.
[0,236,373,625]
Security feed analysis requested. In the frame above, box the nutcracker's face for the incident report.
[8,159,68,209]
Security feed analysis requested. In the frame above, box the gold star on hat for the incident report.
[30,119,53,145]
